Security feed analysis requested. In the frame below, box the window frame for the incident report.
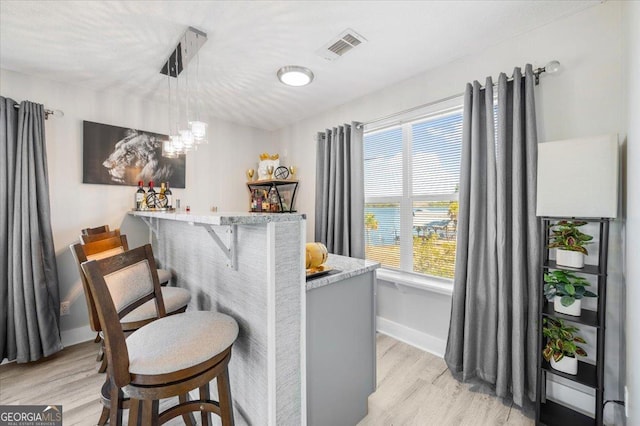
[364,103,463,282]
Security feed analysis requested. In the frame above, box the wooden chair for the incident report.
[82,244,237,426]
[81,224,110,235]
[79,230,173,286]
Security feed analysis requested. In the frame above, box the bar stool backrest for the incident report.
[70,235,129,332]
[81,244,166,388]
[80,229,121,244]
[81,225,110,235]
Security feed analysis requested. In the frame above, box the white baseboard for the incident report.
[376,316,447,358]
[61,325,96,348]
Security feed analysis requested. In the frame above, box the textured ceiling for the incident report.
[0,1,598,130]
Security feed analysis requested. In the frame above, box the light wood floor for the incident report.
[0,334,534,425]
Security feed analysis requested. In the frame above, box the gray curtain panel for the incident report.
[315,122,365,258]
[1,97,62,363]
[444,65,540,407]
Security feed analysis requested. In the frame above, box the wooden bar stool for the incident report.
[82,244,237,426]
[71,236,190,369]
[71,237,193,425]
[80,229,173,286]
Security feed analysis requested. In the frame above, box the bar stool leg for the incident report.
[218,366,234,426]
[199,383,211,426]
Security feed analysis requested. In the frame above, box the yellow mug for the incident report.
[305,242,328,269]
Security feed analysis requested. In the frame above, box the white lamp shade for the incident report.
[536,134,619,218]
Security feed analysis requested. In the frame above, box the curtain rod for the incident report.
[12,103,64,120]
[357,61,559,130]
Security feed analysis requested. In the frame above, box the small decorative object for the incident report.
[548,220,593,268]
[266,165,274,180]
[543,270,597,316]
[258,152,279,180]
[542,317,587,375]
[274,166,290,180]
[289,165,297,180]
[246,168,255,181]
[305,242,328,269]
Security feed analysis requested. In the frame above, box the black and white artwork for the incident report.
[82,120,185,188]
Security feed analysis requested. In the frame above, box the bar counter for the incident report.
[128,211,379,426]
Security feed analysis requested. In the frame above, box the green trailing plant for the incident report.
[542,318,587,363]
[544,270,597,307]
[548,220,593,255]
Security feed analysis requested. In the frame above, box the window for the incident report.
[364,106,462,279]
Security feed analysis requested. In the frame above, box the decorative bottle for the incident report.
[262,190,270,212]
[256,189,262,212]
[135,181,145,210]
[164,182,173,208]
[146,181,157,208]
[270,188,279,212]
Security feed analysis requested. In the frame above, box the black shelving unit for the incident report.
[535,217,610,426]
[247,179,299,213]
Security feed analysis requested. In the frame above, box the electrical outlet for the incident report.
[60,301,71,316]
[625,386,629,418]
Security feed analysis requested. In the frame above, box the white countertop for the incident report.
[306,254,380,290]
[129,210,306,225]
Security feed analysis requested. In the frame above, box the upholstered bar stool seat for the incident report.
[127,311,238,377]
[121,287,191,325]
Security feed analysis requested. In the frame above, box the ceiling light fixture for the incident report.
[161,27,207,158]
[277,66,314,87]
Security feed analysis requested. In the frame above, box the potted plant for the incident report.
[548,220,593,268]
[542,318,587,375]
[543,270,597,316]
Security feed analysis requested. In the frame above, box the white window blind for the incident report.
[364,107,463,279]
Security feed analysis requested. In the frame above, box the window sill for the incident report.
[376,268,454,296]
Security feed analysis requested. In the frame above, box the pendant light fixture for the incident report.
[161,27,208,157]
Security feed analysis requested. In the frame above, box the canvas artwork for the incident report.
[83,120,186,188]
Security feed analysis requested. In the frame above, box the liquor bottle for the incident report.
[262,190,270,212]
[256,189,262,212]
[270,188,279,212]
[164,182,173,208]
[135,181,145,210]
[157,182,167,208]
[146,181,157,208]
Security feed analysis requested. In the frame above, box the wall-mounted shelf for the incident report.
[247,179,299,213]
[535,217,610,425]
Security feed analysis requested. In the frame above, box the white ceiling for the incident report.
[0,1,598,131]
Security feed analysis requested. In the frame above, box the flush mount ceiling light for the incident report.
[277,66,314,87]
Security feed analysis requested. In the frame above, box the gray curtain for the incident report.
[315,122,365,258]
[444,65,540,407]
[1,97,62,363]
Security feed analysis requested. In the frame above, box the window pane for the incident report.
[412,111,462,196]
[365,203,401,270]
[364,127,403,198]
[412,201,458,278]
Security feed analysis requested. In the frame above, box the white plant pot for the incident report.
[550,355,578,375]
[554,296,581,316]
[556,249,584,268]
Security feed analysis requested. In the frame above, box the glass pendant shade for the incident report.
[170,134,184,154]
[180,129,195,150]
[190,120,207,142]
[162,139,178,158]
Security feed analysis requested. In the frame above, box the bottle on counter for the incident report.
[135,180,145,210]
[262,189,270,212]
[158,182,168,208]
[146,181,157,208]
[164,182,173,208]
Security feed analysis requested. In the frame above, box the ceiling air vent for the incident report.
[318,29,367,61]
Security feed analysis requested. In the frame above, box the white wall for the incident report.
[0,68,272,341]
[275,1,627,421]
[624,0,640,422]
